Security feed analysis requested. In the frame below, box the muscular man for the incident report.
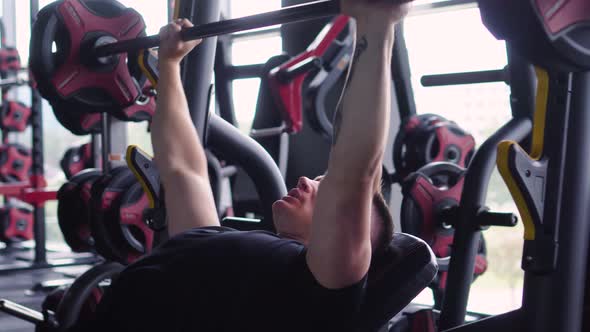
[95,1,410,331]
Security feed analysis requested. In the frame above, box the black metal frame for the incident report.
[391,23,416,119]
[181,0,220,142]
[437,117,531,329]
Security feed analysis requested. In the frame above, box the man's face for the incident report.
[272,176,322,244]
[272,176,387,250]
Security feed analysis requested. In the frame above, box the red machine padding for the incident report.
[1,101,31,132]
[269,15,352,134]
[0,203,33,242]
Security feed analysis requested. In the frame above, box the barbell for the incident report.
[30,0,412,119]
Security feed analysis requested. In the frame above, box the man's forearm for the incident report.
[152,62,208,179]
[328,21,394,186]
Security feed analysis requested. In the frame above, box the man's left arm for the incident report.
[307,1,410,289]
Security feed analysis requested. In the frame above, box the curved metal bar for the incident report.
[207,114,287,231]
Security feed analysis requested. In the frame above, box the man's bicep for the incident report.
[163,171,220,236]
[307,176,373,289]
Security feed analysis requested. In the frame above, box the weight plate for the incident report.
[57,169,101,252]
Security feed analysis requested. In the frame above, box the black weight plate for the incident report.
[60,146,83,180]
[105,181,153,262]
[30,0,148,112]
[50,98,103,136]
[57,169,101,252]
[400,162,465,241]
[88,166,130,261]
[61,143,96,179]
[89,167,137,264]
[29,1,63,104]
[393,114,448,180]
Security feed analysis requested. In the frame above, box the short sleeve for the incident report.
[288,249,368,331]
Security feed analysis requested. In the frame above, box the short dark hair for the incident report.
[372,191,394,256]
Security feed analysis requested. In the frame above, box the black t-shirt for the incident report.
[93,227,367,332]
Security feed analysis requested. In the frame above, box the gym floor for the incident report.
[0,249,93,332]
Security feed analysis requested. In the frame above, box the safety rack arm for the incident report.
[421,67,508,87]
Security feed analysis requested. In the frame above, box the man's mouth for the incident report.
[281,195,299,205]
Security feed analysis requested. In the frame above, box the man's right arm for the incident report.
[151,20,220,236]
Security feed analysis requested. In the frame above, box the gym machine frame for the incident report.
[409,2,590,331]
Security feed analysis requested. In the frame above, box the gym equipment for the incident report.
[0,262,124,331]
[0,47,21,76]
[48,93,104,136]
[0,143,32,183]
[90,166,152,264]
[401,162,488,307]
[112,182,153,258]
[421,67,509,87]
[0,203,34,243]
[50,100,102,136]
[268,15,354,137]
[1,101,31,133]
[60,143,100,180]
[29,0,150,114]
[0,234,436,332]
[393,114,476,181]
[29,0,412,115]
[57,169,101,252]
[434,1,590,331]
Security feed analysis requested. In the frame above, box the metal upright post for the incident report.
[101,114,111,174]
[439,118,531,329]
[29,0,47,266]
[180,0,220,141]
[391,23,416,119]
[91,133,102,169]
[521,71,590,332]
[101,114,127,173]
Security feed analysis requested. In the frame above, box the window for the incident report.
[404,7,524,314]
[230,0,282,133]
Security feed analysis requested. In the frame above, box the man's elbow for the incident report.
[158,163,208,188]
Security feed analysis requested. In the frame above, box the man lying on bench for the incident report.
[93,1,424,331]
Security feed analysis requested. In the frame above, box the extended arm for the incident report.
[307,2,409,288]
[151,20,220,237]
